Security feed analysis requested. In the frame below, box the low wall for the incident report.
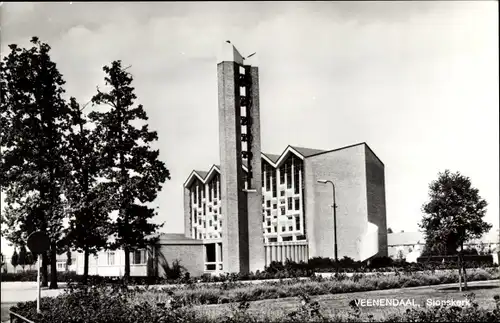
[156,237,204,278]
[264,241,309,266]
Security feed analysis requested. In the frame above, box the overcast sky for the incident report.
[1,1,498,254]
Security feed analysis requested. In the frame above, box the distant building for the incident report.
[388,230,500,261]
[74,248,148,276]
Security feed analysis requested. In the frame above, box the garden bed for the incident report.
[9,278,500,323]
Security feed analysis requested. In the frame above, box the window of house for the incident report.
[279,167,285,184]
[266,200,271,208]
[209,220,212,227]
[295,216,300,230]
[269,237,277,243]
[107,252,115,265]
[281,207,285,215]
[267,228,271,233]
[283,236,293,242]
[266,210,271,216]
[295,199,300,210]
[288,197,293,209]
[274,226,277,232]
[280,190,285,196]
[289,226,293,231]
[131,249,147,265]
[273,204,277,209]
[57,262,65,270]
[281,226,286,232]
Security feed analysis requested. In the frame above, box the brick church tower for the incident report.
[217,43,265,273]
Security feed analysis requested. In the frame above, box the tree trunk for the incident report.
[457,254,462,292]
[460,243,468,290]
[124,246,130,280]
[83,247,89,285]
[49,243,58,289]
[41,252,49,287]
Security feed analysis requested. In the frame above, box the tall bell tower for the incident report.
[218,42,265,274]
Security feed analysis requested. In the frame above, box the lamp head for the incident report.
[317,179,328,184]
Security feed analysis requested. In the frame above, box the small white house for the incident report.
[75,248,149,277]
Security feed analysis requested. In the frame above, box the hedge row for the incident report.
[2,256,497,284]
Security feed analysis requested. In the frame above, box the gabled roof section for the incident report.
[290,146,325,157]
[195,170,208,179]
[262,153,280,164]
[184,143,383,185]
[304,142,384,167]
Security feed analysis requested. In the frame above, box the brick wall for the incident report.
[218,61,247,273]
[246,66,265,273]
[304,144,369,261]
[184,186,191,238]
[364,145,388,257]
[157,243,204,278]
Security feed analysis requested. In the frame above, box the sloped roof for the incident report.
[262,153,280,163]
[193,170,208,179]
[290,146,325,157]
[184,143,379,186]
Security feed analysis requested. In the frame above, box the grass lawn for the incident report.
[195,280,500,320]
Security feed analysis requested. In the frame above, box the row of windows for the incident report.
[264,198,300,211]
[102,250,148,266]
[191,178,221,206]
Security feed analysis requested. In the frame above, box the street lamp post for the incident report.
[317,179,338,262]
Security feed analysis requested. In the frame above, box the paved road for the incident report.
[1,282,67,322]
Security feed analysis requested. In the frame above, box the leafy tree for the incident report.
[420,169,492,291]
[11,249,19,273]
[25,252,35,270]
[0,37,72,288]
[62,97,111,283]
[18,244,27,271]
[90,60,170,278]
[387,228,393,234]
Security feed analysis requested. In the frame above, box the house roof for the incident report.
[387,232,425,246]
[388,230,500,246]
